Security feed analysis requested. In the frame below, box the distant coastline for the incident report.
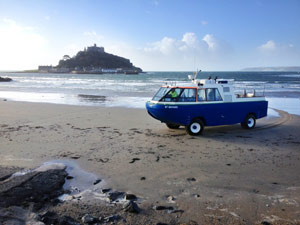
[242,66,300,72]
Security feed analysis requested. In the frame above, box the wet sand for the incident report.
[0,100,300,224]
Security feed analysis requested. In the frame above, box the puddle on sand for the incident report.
[4,159,135,204]
[41,160,109,202]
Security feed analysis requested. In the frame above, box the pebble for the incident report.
[81,214,98,224]
[123,201,140,213]
[125,193,137,200]
[187,177,196,182]
[108,191,125,202]
[93,179,102,185]
[101,188,111,193]
[153,205,174,211]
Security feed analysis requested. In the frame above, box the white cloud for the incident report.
[105,32,234,70]
[259,40,276,52]
[202,34,217,50]
[255,40,300,67]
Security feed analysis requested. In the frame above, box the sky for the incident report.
[0,0,299,71]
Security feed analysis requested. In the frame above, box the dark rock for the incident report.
[102,215,122,223]
[153,205,174,211]
[93,179,102,185]
[125,193,137,200]
[156,223,169,225]
[187,177,196,182]
[41,211,59,224]
[101,188,111,194]
[261,221,272,225]
[253,189,260,193]
[0,169,67,208]
[123,201,140,213]
[129,158,140,163]
[140,177,146,180]
[59,216,81,225]
[0,76,12,82]
[41,211,80,225]
[81,214,98,224]
[66,175,74,180]
[226,163,231,166]
[108,191,124,202]
[169,209,184,214]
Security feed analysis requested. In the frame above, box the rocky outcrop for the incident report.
[0,76,12,82]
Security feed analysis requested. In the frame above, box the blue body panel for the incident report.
[146,101,268,126]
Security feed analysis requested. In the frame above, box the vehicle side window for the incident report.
[162,88,182,102]
[178,89,196,102]
[198,89,206,101]
[206,88,215,101]
[215,88,223,101]
[206,88,223,101]
[152,87,170,101]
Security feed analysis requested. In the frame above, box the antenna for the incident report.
[194,69,201,80]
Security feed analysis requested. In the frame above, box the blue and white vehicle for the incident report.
[146,73,268,135]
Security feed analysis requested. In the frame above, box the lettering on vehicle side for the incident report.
[165,106,178,109]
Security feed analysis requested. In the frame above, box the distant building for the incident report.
[38,65,53,72]
[86,44,104,53]
[38,65,70,73]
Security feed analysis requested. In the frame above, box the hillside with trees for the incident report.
[57,45,142,73]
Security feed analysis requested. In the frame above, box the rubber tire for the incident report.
[166,123,180,129]
[186,119,204,136]
[241,114,256,129]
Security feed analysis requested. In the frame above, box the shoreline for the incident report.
[1,101,300,224]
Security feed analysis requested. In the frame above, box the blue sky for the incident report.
[0,0,299,71]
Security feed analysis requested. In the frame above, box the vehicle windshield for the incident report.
[152,87,171,101]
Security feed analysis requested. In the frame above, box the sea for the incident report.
[0,71,300,116]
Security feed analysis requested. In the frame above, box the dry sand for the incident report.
[0,100,300,224]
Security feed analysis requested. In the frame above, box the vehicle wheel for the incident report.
[166,123,180,129]
[241,114,256,129]
[186,119,204,135]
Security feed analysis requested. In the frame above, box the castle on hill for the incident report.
[38,44,142,74]
[84,44,104,53]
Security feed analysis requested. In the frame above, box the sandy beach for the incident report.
[1,100,300,224]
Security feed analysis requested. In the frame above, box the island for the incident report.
[38,44,142,74]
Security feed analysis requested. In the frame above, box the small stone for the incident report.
[123,201,140,213]
[102,215,122,223]
[66,175,74,180]
[125,193,137,200]
[81,214,98,224]
[187,177,196,182]
[167,195,176,203]
[59,216,81,225]
[156,223,169,225]
[108,191,124,202]
[101,188,111,193]
[93,179,102,185]
[261,221,272,225]
[140,176,146,180]
[153,205,174,211]
[194,194,200,198]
